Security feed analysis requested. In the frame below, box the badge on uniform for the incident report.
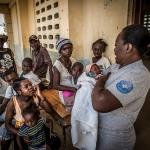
[116,80,133,94]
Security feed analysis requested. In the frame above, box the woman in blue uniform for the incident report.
[92,25,150,150]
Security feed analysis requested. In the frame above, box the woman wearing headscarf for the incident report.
[52,38,77,105]
[43,38,77,118]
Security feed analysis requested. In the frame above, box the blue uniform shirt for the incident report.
[99,60,150,130]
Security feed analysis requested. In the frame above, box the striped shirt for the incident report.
[18,118,46,148]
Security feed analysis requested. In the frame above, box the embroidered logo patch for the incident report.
[116,80,133,94]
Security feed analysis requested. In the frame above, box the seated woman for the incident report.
[5,77,53,148]
[52,38,77,106]
[92,38,110,71]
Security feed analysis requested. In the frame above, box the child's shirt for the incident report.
[93,55,110,70]
[20,71,41,86]
[5,85,16,100]
[0,78,8,97]
[18,118,46,148]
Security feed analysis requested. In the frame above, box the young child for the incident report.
[17,103,53,150]
[20,57,41,86]
[71,62,84,85]
[62,62,84,111]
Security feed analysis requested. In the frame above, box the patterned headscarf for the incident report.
[56,38,72,53]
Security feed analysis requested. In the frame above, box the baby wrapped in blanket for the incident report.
[71,63,102,150]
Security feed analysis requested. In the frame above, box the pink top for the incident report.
[62,91,74,97]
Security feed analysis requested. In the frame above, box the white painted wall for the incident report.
[9,0,129,65]
[69,0,129,63]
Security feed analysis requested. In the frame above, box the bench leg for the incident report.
[63,127,67,150]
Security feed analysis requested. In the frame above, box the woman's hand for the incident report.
[96,72,111,83]
[95,74,103,80]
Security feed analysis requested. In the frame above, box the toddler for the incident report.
[20,57,41,86]
[17,103,54,150]
[62,62,84,111]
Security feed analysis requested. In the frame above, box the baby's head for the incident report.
[71,62,84,80]
[86,63,101,78]
[22,103,40,128]
[22,57,33,74]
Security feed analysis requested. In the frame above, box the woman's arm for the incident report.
[92,74,122,113]
[35,85,53,114]
[39,98,53,114]
[48,62,53,89]
[0,98,9,115]
[42,48,53,88]
[53,66,77,92]
[10,49,17,73]
[5,100,18,134]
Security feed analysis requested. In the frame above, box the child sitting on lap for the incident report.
[62,62,84,111]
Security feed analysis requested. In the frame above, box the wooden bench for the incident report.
[42,89,71,150]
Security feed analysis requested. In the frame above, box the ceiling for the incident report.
[0,0,10,4]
